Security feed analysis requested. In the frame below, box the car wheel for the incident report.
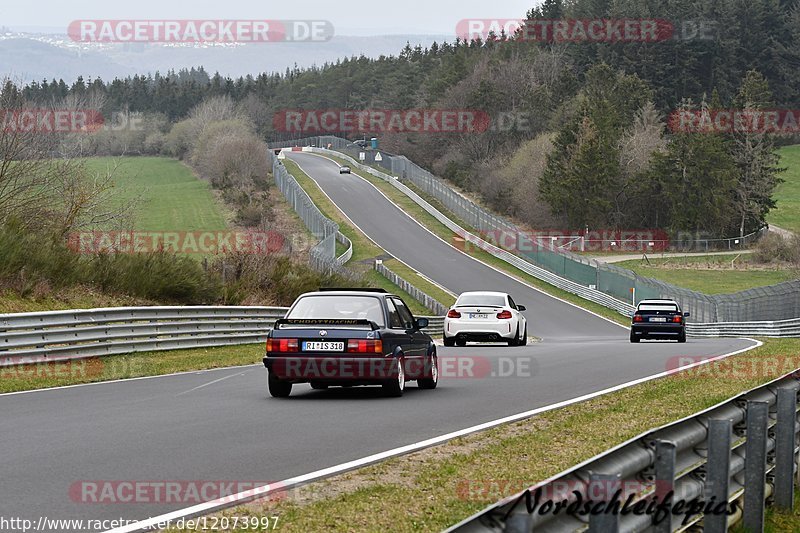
[418,352,438,389]
[455,338,467,347]
[268,372,292,398]
[507,325,520,346]
[382,356,405,397]
[678,330,687,343]
[310,382,328,390]
[443,336,455,347]
[521,327,527,346]
[629,331,640,343]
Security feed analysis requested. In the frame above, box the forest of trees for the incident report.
[4,0,797,237]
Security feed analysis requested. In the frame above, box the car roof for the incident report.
[638,299,678,304]
[457,291,509,298]
[299,290,396,298]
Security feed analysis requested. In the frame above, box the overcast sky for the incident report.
[5,0,538,36]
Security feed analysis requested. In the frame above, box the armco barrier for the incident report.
[0,306,443,366]
[448,373,800,533]
[273,137,798,323]
[375,260,449,316]
[278,146,800,335]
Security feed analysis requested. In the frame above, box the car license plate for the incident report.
[302,341,344,351]
[649,317,667,322]
[470,313,489,319]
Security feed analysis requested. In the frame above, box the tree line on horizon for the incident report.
[4,0,797,236]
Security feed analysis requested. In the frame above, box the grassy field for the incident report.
[768,145,800,233]
[164,338,800,532]
[84,157,228,231]
[616,254,798,294]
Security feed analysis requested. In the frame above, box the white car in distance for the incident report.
[443,291,527,346]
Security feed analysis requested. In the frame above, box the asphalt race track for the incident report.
[0,151,756,529]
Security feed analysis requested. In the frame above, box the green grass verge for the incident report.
[282,158,454,315]
[764,491,800,532]
[768,145,800,233]
[0,344,262,394]
[84,157,227,231]
[167,338,798,532]
[323,155,630,326]
[616,255,798,294]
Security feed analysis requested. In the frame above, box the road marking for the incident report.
[294,152,627,331]
[0,364,261,397]
[175,370,251,396]
[105,338,761,533]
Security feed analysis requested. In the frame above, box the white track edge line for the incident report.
[105,337,761,533]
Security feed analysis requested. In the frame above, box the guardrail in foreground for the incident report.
[0,307,444,366]
[448,372,800,533]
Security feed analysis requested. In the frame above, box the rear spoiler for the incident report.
[274,318,379,330]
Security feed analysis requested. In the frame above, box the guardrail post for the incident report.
[775,386,798,510]
[743,400,769,533]
[653,440,676,533]
[588,472,620,533]
[704,418,733,533]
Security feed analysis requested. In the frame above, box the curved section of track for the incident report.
[0,152,756,529]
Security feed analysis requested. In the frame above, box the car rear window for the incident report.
[638,304,679,312]
[456,294,506,307]
[287,296,385,326]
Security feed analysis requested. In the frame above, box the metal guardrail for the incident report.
[375,260,449,316]
[298,147,638,315]
[283,146,800,336]
[0,306,287,366]
[274,136,798,323]
[0,306,444,366]
[687,318,800,338]
[448,372,800,533]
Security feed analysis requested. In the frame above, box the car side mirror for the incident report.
[684,312,690,317]
[415,318,429,329]
[517,305,526,311]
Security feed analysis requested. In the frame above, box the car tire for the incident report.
[310,382,328,390]
[678,330,687,343]
[630,331,640,343]
[443,336,455,347]
[521,327,528,346]
[268,372,292,398]
[418,352,438,389]
[508,325,520,346]
[455,338,467,347]
[382,356,405,397]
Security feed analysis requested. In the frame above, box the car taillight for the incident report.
[447,309,461,318]
[673,315,683,323]
[266,338,299,353]
[633,315,643,322]
[346,339,383,353]
[497,310,513,319]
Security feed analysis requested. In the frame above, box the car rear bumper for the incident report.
[631,324,684,336]
[264,355,404,382]
[444,318,515,340]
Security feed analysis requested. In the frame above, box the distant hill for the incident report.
[0,33,450,83]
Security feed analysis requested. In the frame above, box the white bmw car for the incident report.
[443,291,528,346]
